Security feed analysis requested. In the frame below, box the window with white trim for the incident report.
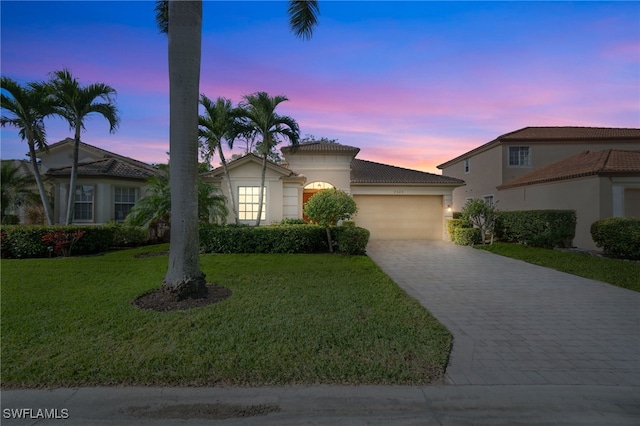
[115,187,136,222]
[74,185,94,221]
[508,146,531,167]
[483,195,494,207]
[464,159,470,174]
[238,186,266,221]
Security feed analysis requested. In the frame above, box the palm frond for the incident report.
[288,0,319,40]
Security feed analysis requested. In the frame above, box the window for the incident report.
[74,185,94,221]
[508,146,531,167]
[464,159,470,174]
[483,195,494,207]
[238,186,266,221]
[115,187,136,222]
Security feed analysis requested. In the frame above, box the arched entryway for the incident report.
[303,181,334,222]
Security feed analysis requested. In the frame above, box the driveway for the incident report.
[366,240,640,386]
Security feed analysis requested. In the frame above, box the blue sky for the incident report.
[1,1,638,173]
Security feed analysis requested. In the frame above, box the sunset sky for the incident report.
[1,1,638,174]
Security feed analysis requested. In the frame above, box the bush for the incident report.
[591,217,640,260]
[452,227,482,246]
[279,218,307,225]
[446,219,471,242]
[103,222,149,247]
[2,215,19,225]
[495,210,576,248]
[0,225,115,258]
[461,199,498,244]
[333,225,370,255]
[199,223,370,255]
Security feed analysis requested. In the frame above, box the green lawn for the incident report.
[477,243,640,292]
[1,245,451,388]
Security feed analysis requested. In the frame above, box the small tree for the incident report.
[461,199,497,244]
[304,188,357,252]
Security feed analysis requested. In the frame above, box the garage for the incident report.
[352,195,444,240]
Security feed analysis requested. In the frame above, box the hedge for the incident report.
[446,218,471,242]
[494,210,576,248]
[0,225,114,258]
[591,217,640,260]
[452,227,482,246]
[199,223,370,255]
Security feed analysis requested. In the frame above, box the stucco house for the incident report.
[18,139,464,241]
[33,138,157,224]
[437,127,640,249]
[202,141,465,240]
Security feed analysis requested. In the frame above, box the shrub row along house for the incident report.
[438,127,640,249]
[7,138,465,241]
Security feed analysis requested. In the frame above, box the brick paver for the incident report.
[367,240,640,386]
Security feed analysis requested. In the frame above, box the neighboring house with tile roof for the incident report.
[497,149,640,249]
[32,138,158,224]
[204,142,465,240]
[437,127,640,249]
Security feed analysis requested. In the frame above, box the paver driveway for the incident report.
[366,240,640,386]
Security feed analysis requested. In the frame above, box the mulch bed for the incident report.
[132,284,232,312]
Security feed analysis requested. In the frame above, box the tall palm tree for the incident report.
[0,161,39,223]
[237,92,300,226]
[199,95,240,224]
[46,69,119,225]
[0,77,55,224]
[155,0,318,300]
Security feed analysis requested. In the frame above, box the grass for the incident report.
[0,244,451,389]
[477,242,640,292]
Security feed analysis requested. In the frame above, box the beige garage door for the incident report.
[352,195,443,240]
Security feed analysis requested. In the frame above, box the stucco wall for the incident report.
[499,176,602,250]
[286,154,353,191]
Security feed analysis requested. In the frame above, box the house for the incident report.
[33,138,157,224]
[497,149,640,249]
[203,141,465,240]
[437,127,640,249]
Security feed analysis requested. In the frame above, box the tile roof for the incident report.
[498,127,640,141]
[281,142,360,154]
[437,126,640,169]
[46,158,157,180]
[498,150,640,189]
[351,159,465,185]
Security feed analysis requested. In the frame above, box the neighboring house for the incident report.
[33,138,157,224]
[203,141,465,240]
[497,149,640,249]
[437,127,640,249]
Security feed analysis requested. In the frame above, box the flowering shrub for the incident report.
[41,230,85,257]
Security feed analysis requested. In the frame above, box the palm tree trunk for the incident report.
[218,145,238,224]
[163,0,206,300]
[28,143,54,225]
[64,129,81,225]
[255,154,267,226]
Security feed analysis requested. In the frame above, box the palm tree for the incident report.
[0,77,55,224]
[155,0,318,300]
[45,69,119,225]
[0,161,39,223]
[199,95,240,224]
[237,92,301,226]
[126,164,227,237]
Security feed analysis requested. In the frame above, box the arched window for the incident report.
[304,181,334,190]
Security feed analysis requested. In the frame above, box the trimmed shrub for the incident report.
[0,225,114,258]
[446,218,471,242]
[495,210,576,248]
[452,227,482,246]
[591,217,640,260]
[103,222,149,247]
[2,215,19,225]
[279,218,307,225]
[333,225,370,255]
[199,223,370,255]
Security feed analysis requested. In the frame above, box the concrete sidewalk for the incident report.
[367,240,640,387]
[2,385,639,425]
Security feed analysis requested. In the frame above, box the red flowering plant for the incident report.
[41,230,85,257]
